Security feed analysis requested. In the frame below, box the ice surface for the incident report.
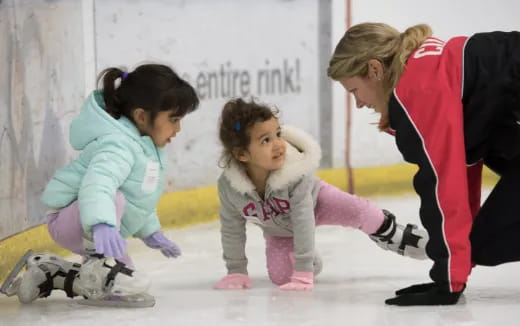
[1,192,519,326]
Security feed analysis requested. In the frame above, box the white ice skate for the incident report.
[369,210,429,260]
[1,250,82,303]
[74,237,154,307]
[76,255,153,308]
[0,250,154,308]
[0,250,35,298]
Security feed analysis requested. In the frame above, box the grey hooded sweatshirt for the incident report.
[218,125,322,274]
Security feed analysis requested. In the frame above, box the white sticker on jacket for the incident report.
[142,161,160,192]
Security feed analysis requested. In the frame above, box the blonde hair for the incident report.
[328,22,432,100]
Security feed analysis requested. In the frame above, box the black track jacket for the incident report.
[388,32,520,292]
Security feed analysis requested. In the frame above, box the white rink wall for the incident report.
[0,0,87,239]
[2,0,520,238]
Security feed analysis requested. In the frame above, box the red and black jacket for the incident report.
[388,32,520,292]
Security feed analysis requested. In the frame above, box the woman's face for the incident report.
[338,59,387,115]
[339,75,386,113]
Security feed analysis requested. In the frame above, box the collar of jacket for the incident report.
[118,116,165,167]
[223,125,322,195]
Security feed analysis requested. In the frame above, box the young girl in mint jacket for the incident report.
[42,64,199,267]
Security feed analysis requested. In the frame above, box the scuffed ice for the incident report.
[2,192,520,326]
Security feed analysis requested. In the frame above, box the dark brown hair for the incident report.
[97,64,199,124]
[218,98,279,167]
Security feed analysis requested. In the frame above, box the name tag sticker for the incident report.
[142,161,160,192]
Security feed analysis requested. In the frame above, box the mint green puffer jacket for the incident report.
[42,90,166,238]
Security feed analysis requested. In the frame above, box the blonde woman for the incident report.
[329,23,520,306]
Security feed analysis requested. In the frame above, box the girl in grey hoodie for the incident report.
[213,98,429,291]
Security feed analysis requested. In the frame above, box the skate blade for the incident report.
[1,249,34,296]
[77,293,155,308]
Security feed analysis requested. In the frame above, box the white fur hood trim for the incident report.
[223,125,322,194]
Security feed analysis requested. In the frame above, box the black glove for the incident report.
[385,282,465,306]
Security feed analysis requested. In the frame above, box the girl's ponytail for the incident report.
[97,67,126,118]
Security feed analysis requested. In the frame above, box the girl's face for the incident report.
[137,109,182,148]
[237,117,287,173]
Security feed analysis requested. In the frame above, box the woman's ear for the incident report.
[367,59,384,81]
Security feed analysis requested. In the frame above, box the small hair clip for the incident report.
[122,72,129,80]
[234,121,241,131]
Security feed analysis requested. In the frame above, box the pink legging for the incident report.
[46,191,134,268]
[265,180,384,285]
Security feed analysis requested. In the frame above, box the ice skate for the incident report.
[77,238,154,307]
[75,255,154,308]
[1,251,82,303]
[369,209,429,260]
[0,250,34,297]
[1,250,154,308]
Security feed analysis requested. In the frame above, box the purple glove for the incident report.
[142,231,181,258]
[92,223,127,258]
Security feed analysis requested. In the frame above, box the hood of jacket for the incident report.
[69,90,156,152]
